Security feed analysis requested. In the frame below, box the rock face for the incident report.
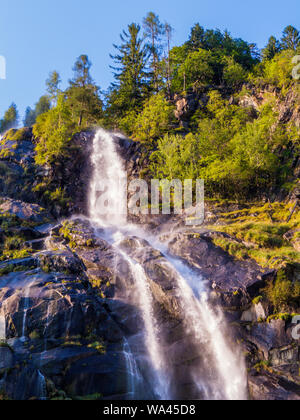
[0,270,138,400]
[0,128,40,204]
[0,197,52,224]
[166,231,273,298]
[0,127,299,400]
[0,212,299,400]
[0,129,142,218]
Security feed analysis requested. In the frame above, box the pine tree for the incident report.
[164,22,173,98]
[262,36,281,61]
[46,71,61,104]
[109,23,148,115]
[23,107,36,126]
[143,12,165,91]
[0,103,19,133]
[186,24,205,51]
[281,26,300,51]
[67,55,102,127]
[70,55,93,87]
[35,95,51,117]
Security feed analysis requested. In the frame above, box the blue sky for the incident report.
[0,0,299,121]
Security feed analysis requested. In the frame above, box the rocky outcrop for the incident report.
[166,231,273,299]
[0,211,299,400]
[0,128,41,204]
[0,269,142,400]
[0,197,52,224]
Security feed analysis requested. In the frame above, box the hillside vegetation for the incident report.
[0,14,299,307]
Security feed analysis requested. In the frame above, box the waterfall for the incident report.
[21,280,34,342]
[37,370,47,400]
[0,315,6,341]
[119,251,170,400]
[159,254,248,400]
[88,128,247,400]
[89,127,127,226]
[123,339,143,399]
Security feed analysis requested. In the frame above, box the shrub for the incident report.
[262,269,300,311]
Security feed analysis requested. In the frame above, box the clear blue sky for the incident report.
[0,0,299,122]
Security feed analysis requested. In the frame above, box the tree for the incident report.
[186,24,205,51]
[23,107,36,126]
[66,84,103,127]
[68,55,102,127]
[264,50,295,88]
[35,95,51,117]
[281,26,300,51]
[33,94,78,165]
[164,22,173,98]
[0,103,18,133]
[143,12,165,91]
[109,23,148,115]
[223,57,248,88]
[177,49,215,90]
[23,96,51,127]
[133,93,175,144]
[262,36,281,61]
[46,71,61,104]
[70,55,93,87]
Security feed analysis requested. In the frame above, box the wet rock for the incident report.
[249,320,291,359]
[241,302,268,323]
[248,370,300,400]
[0,197,52,224]
[0,257,38,274]
[119,236,181,320]
[0,267,130,400]
[38,250,86,276]
[167,231,272,299]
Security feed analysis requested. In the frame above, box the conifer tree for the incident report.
[46,71,62,104]
[281,26,300,51]
[0,103,19,133]
[109,23,148,114]
[143,12,165,91]
[262,36,281,61]
[67,55,102,127]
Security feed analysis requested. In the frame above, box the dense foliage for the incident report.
[1,16,299,200]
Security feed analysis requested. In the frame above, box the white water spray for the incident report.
[21,280,35,341]
[123,339,143,399]
[89,128,127,226]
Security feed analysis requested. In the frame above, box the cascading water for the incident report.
[0,315,6,341]
[37,370,47,400]
[119,250,170,400]
[21,280,35,342]
[89,128,127,226]
[88,128,248,400]
[89,128,170,399]
[158,253,248,400]
[123,338,143,399]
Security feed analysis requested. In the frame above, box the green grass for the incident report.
[209,202,300,269]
